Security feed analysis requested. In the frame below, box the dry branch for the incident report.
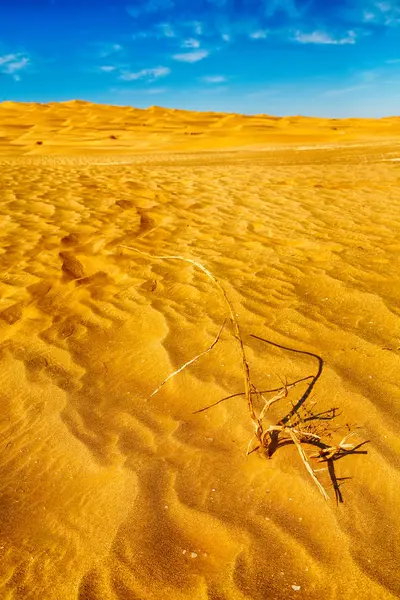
[120,244,257,428]
[149,320,226,398]
[288,429,330,501]
[120,243,366,502]
[192,376,313,414]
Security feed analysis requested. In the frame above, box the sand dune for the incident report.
[1,100,400,156]
[0,102,400,600]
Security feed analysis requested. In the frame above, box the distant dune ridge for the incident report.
[1,99,400,156]
[0,101,400,600]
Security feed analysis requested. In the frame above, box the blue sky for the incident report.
[0,0,400,117]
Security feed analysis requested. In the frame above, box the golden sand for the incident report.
[0,101,400,599]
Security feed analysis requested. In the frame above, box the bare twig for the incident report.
[149,320,226,398]
[193,376,313,414]
[250,334,323,425]
[288,429,330,501]
[120,244,257,430]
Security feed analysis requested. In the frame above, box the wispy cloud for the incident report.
[99,65,117,72]
[131,31,150,40]
[125,0,397,51]
[201,75,227,83]
[249,30,268,39]
[294,30,357,45]
[182,38,200,48]
[157,22,176,37]
[363,10,376,22]
[322,84,372,97]
[0,53,30,80]
[361,1,400,26]
[124,1,304,48]
[93,42,123,58]
[131,23,175,39]
[172,49,209,62]
[339,0,400,28]
[189,21,203,36]
[119,66,171,81]
[358,68,382,83]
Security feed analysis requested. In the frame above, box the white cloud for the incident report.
[360,1,400,25]
[202,75,227,83]
[363,10,376,21]
[0,53,30,79]
[359,69,381,82]
[194,22,203,35]
[119,66,171,81]
[132,24,175,39]
[322,84,372,97]
[100,65,117,72]
[96,42,123,58]
[376,1,393,11]
[216,18,272,43]
[376,1,400,25]
[157,22,176,37]
[294,30,357,45]
[182,38,200,48]
[173,50,208,62]
[0,54,13,66]
[131,31,149,40]
[250,30,268,39]
[187,21,203,36]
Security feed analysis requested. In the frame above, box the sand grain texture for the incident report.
[0,102,400,600]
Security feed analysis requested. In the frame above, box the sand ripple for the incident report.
[0,138,400,599]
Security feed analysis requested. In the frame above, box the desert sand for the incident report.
[0,101,400,600]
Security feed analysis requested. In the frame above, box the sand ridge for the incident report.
[0,103,400,599]
[1,100,400,156]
